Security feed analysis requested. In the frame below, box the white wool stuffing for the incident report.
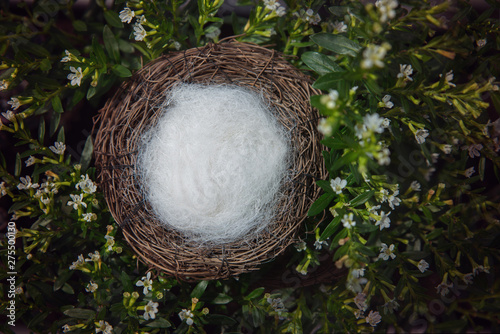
[137,84,291,245]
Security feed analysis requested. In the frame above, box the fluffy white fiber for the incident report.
[137,84,291,245]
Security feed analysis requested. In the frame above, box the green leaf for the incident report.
[320,214,342,240]
[426,228,443,240]
[15,153,21,177]
[251,306,265,327]
[350,190,375,207]
[308,193,335,216]
[57,127,65,143]
[479,156,485,181]
[190,280,209,299]
[49,113,61,136]
[313,72,345,91]
[356,244,376,257]
[63,308,96,319]
[111,64,132,77]
[316,180,333,193]
[321,136,347,149]
[51,96,64,114]
[205,314,237,326]
[72,20,87,31]
[244,287,265,300]
[145,318,172,328]
[311,33,361,57]
[212,293,233,304]
[301,51,342,75]
[103,25,120,63]
[38,117,45,144]
[40,58,52,72]
[54,270,73,291]
[87,86,97,100]
[104,10,124,28]
[92,36,107,66]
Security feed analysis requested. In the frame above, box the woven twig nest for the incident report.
[94,40,325,281]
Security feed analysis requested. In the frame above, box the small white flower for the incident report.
[61,50,71,62]
[424,167,436,181]
[465,167,475,178]
[179,309,194,325]
[342,213,356,229]
[352,268,365,278]
[321,89,339,109]
[206,27,221,40]
[85,251,100,262]
[76,174,97,194]
[25,156,36,167]
[95,320,113,334]
[364,113,385,133]
[67,66,83,86]
[143,300,159,320]
[397,64,413,81]
[69,254,85,270]
[382,299,400,314]
[375,0,398,23]
[104,235,115,251]
[86,281,98,293]
[476,38,487,48]
[67,193,87,210]
[379,189,389,203]
[173,41,181,50]
[441,70,456,87]
[381,118,391,128]
[463,144,483,158]
[382,95,394,108]
[49,142,66,155]
[7,97,21,110]
[17,176,39,190]
[119,7,135,24]
[304,9,321,25]
[330,177,347,194]
[463,273,474,285]
[346,276,368,293]
[317,118,333,136]
[133,23,147,41]
[473,265,490,276]
[0,79,8,90]
[417,259,429,273]
[375,211,391,230]
[354,292,368,311]
[361,44,388,69]
[410,181,421,191]
[436,281,453,296]
[82,213,96,222]
[377,147,391,166]
[136,15,146,24]
[415,129,429,144]
[365,310,382,326]
[275,6,286,17]
[1,110,16,121]
[136,272,153,295]
[62,324,71,333]
[378,243,396,261]
[443,144,452,154]
[387,190,401,210]
[333,20,347,33]
[314,239,328,250]
[295,241,307,252]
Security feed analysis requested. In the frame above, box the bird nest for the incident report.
[94,40,326,281]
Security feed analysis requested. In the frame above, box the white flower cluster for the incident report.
[120,7,148,41]
[76,174,97,194]
[95,320,113,334]
[397,64,413,81]
[375,0,398,23]
[179,309,195,325]
[295,9,320,25]
[49,141,66,155]
[267,297,287,313]
[361,44,390,69]
[263,0,286,17]
[332,20,347,33]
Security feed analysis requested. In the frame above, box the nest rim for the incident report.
[94,40,325,281]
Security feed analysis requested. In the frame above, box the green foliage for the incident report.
[1,0,500,333]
